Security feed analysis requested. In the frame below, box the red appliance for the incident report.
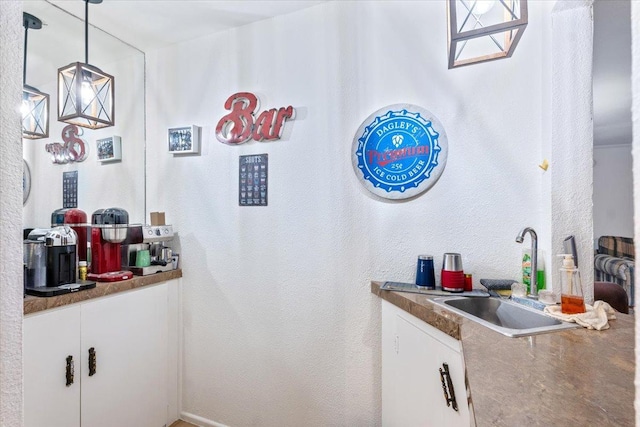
[441,252,465,292]
[87,208,133,282]
[51,208,88,262]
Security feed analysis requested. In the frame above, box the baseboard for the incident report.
[180,411,229,427]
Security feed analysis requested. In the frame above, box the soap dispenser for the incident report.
[558,254,585,314]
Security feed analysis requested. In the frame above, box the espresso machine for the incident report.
[51,208,89,262]
[121,225,176,276]
[24,227,96,297]
[87,207,133,282]
[44,226,77,287]
[24,229,49,290]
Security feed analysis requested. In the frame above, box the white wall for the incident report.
[145,1,555,425]
[593,144,634,239]
[0,1,24,425]
[550,0,594,303]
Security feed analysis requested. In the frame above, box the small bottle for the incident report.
[523,249,546,293]
[522,249,532,291]
[558,254,585,314]
[78,261,88,281]
[464,274,473,292]
[536,251,546,291]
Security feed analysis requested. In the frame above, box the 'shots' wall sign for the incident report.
[215,92,295,145]
[352,104,448,200]
[46,124,89,164]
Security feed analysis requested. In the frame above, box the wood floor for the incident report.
[170,421,198,427]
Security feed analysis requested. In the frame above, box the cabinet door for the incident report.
[382,300,400,425]
[24,306,81,427]
[382,300,471,427]
[80,283,168,427]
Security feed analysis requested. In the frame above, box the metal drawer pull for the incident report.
[65,355,74,386]
[88,347,97,376]
[439,362,459,411]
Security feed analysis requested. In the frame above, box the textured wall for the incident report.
[593,145,634,240]
[146,1,557,425]
[550,0,594,303]
[0,1,24,425]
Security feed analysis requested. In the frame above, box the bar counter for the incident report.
[24,269,182,315]
[371,281,635,426]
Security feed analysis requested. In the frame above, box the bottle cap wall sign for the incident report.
[352,104,448,200]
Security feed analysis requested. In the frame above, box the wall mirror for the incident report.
[22,0,145,228]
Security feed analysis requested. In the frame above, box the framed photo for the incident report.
[168,125,200,154]
[97,136,122,163]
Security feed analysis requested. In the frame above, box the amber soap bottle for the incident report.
[558,254,585,314]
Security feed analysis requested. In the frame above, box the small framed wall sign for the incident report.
[62,171,78,208]
[239,154,268,206]
[97,136,122,163]
[168,125,201,154]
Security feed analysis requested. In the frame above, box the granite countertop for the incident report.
[371,281,635,427]
[24,269,183,315]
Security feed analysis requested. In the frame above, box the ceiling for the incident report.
[42,0,326,52]
[25,0,632,147]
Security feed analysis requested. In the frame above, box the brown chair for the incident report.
[594,281,629,314]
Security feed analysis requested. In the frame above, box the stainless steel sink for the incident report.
[431,296,580,337]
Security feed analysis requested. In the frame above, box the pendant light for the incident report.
[447,0,528,69]
[58,0,114,129]
[22,12,50,140]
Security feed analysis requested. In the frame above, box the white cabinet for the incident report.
[24,282,172,427]
[24,305,81,427]
[382,300,472,427]
[80,283,168,427]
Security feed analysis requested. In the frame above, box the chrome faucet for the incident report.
[516,227,538,298]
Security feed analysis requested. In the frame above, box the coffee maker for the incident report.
[24,227,97,297]
[51,208,89,262]
[24,229,48,289]
[45,226,77,287]
[121,225,176,275]
[87,207,133,282]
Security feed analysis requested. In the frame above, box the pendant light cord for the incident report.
[85,0,89,64]
[23,23,28,85]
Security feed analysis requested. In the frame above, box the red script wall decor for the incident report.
[45,124,88,164]
[215,92,295,145]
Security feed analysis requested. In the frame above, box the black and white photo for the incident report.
[168,125,201,154]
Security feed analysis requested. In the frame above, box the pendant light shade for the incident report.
[22,13,49,140]
[447,0,528,69]
[58,62,114,129]
[58,0,114,129]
